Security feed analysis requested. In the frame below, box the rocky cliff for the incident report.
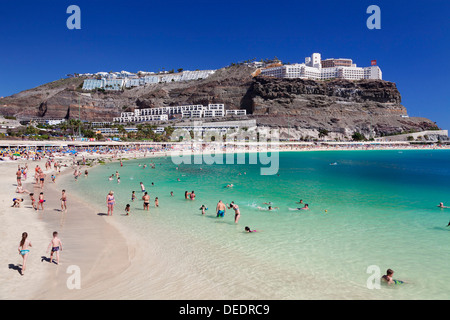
[0,65,439,139]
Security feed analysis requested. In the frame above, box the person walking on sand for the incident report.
[16,168,22,187]
[29,193,37,210]
[18,232,32,275]
[60,190,67,212]
[216,200,226,218]
[39,170,46,189]
[47,231,63,265]
[38,192,45,211]
[106,191,115,216]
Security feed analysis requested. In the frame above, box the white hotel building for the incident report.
[113,104,246,123]
[260,53,382,81]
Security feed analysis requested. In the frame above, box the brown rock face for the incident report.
[246,76,437,137]
[0,65,439,137]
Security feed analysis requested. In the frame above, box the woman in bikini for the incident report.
[106,191,115,216]
[18,232,32,275]
[228,202,241,223]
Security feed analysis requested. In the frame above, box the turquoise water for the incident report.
[64,150,450,299]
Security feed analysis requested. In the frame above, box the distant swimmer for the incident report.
[258,206,278,211]
[438,202,450,208]
[244,226,258,233]
[290,204,309,211]
[330,162,338,166]
[225,184,234,188]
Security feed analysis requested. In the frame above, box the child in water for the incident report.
[125,204,131,216]
[199,205,208,215]
[381,269,405,285]
[244,226,257,233]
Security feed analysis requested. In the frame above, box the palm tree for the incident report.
[68,119,82,137]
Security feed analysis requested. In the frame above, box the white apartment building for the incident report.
[226,110,247,116]
[260,53,382,81]
[112,103,244,123]
[83,69,216,91]
[113,114,168,123]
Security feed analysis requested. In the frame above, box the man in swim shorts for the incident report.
[216,200,226,218]
[142,192,150,211]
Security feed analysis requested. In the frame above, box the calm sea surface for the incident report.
[63,150,450,299]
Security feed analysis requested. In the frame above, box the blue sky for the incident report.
[0,0,449,128]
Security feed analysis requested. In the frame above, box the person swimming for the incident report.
[244,226,257,233]
[381,268,406,285]
[291,204,309,210]
[438,202,449,208]
[258,205,278,211]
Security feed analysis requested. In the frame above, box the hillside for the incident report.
[0,65,439,139]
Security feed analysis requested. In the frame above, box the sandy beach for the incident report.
[0,147,222,300]
[0,155,134,299]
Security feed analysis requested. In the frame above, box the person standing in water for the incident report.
[216,200,226,218]
[142,192,150,211]
[18,232,32,275]
[227,202,241,223]
[199,205,207,215]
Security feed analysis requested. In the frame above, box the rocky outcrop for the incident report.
[0,65,440,138]
[246,76,438,139]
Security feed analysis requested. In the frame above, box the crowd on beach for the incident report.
[11,158,70,276]
[1,141,449,163]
